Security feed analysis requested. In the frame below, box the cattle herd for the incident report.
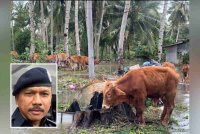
[11,50,190,127]
[11,51,100,70]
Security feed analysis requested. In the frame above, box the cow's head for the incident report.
[102,81,126,109]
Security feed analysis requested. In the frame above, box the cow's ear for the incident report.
[115,87,126,96]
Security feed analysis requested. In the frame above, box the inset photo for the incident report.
[10,63,57,128]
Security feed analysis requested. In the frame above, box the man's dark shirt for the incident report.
[12,108,56,127]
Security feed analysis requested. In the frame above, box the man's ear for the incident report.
[15,95,19,105]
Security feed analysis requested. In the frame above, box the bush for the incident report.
[182,52,189,64]
[134,44,158,60]
[15,29,30,55]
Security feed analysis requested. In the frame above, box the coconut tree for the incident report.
[95,0,106,60]
[86,1,95,79]
[158,1,168,62]
[100,1,160,60]
[64,1,71,57]
[28,1,35,56]
[50,0,54,54]
[11,1,15,51]
[75,1,80,56]
[168,1,189,42]
[117,0,131,69]
[40,1,46,44]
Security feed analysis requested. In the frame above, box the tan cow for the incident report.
[30,53,40,63]
[10,50,19,59]
[162,62,176,70]
[102,66,179,126]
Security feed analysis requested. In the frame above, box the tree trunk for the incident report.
[50,0,54,54]
[176,24,180,42]
[158,1,168,62]
[96,1,105,60]
[86,1,95,80]
[64,1,71,57]
[170,28,173,39]
[75,1,81,56]
[40,1,46,46]
[28,1,35,56]
[11,1,15,50]
[45,22,49,50]
[117,0,130,70]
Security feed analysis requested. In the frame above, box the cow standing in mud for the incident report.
[182,64,189,83]
[102,66,179,127]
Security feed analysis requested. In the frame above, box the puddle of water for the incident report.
[169,85,190,133]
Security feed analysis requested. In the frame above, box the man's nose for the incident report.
[32,94,42,105]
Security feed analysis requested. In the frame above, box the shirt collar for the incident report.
[12,107,32,127]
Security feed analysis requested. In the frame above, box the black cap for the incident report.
[13,67,52,96]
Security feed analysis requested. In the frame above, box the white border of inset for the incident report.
[10,63,58,128]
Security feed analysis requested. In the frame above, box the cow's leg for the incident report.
[160,96,167,121]
[135,98,145,127]
[152,98,159,107]
[161,93,176,126]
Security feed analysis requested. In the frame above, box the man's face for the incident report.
[15,86,52,123]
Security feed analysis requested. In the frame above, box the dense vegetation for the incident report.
[11,1,189,63]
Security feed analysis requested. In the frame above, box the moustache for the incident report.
[28,106,44,112]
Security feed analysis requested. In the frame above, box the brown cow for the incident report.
[70,55,100,70]
[10,50,19,59]
[102,66,179,126]
[70,55,82,70]
[182,64,189,82]
[181,64,190,91]
[162,62,176,70]
[57,53,68,67]
[46,54,57,63]
[30,53,40,62]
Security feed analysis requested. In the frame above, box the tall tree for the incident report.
[40,1,46,45]
[158,1,167,62]
[75,1,80,56]
[28,1,35,56]
[50,0,54,54]
[95,1,106,60]
[64,1,71,57]
[168,1,189,42]
[86,1,95,79]
[117,0,130,70]
[11,1,15,51]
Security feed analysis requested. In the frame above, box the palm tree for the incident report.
[168,1,189,42]
[118,0,131,69]
[100,1,160,60]
[95,1,106,60]
[75,1,80,56]
[40,1,46,45]
[158,1,168,62]
[86,1,95,79]
[28,1,36,56]
[64,1,71,57]
[11,1,15,51]
[50,0,54,54]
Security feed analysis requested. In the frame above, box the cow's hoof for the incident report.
[138,123,146,128]
[161,121,168,126]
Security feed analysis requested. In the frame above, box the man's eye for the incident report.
[25,92,33,96]
[41,93,49,97]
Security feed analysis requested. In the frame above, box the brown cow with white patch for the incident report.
[102,66,179,126]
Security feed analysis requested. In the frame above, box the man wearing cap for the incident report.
[12,67,56,127]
